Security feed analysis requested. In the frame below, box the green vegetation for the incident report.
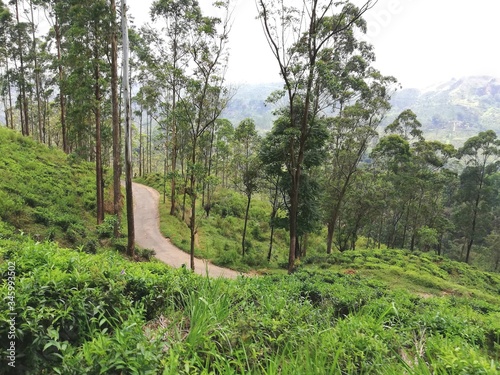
[1,232,499,374]
[0,127,103,247]
[135,174,290,272]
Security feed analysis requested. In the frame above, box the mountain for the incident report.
[223,82,280,131]
[224,76,500,145]
[386,76,500,145]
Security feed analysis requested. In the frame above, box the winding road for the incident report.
[132,182,241,279]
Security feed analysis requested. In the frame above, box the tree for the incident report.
[234,118,260,256]
[456,130,500,263]
[150,0,202,217]
[122,0,135,257]
[322,71,395,254]
[385,109,423,143]
[110,0,121,237]
[0,1,14,130]
[175,0,232,271]
[260,108,328,261]
[257,0,376,273]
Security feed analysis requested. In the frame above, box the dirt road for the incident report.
[132,182,241,279]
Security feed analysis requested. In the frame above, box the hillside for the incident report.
[0,126,499,373]
[386,76,500,145]
[1,233,499,374]
[223,83,280,131]
[0,127,106,249]
[223,76,500,145]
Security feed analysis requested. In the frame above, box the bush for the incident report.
[96,215,118,239]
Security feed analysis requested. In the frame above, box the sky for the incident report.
[129,0,500,90]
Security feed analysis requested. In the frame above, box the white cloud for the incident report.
[129,0,500,88]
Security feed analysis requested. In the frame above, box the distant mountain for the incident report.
[384,76,500,145]
[223,76,500,145]
[223,83,280,131]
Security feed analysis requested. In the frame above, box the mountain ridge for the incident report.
[223,76,500,146]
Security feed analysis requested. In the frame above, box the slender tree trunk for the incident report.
[122,0,135,257]
[288,170,299,273]
[30,0,44,143]
[267,181,280,262]
[14,0,29,137]
[206,124,215,210]
[111,0,121,237]
[138,105,143,176]
[466,175,484,263]
[94,45,104,225]
[189,137,198,271]
[326,222,334,254]
[170,83,178,215]
[149,113,153,173]
[242,193,251,256]
[6,59,14,129]
[54,19,68,153]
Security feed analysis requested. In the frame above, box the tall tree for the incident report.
[456,130,500,263]
[176,0,231,271]
[121,0,135,257]
[322,73,395,254]
[257,0,376,273]
[110,0,121,237]
[122,0,135,257]
[234,118,261,256]
[12,0,30,136]
[150,0,201,217]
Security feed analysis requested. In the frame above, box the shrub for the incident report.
[96,215,118,239]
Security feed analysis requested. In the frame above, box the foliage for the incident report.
[1,236,499,374]
[0,127,106,247]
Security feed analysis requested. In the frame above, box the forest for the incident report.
[1,0,500,373]
[1,0,500,272]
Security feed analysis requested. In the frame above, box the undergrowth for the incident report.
[1,232,499,374]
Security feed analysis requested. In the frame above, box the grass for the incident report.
[1,128,500,373]
[1,231,499,374]
[135,174,291,272]
[0,127,99,246]
[0,127,131,255]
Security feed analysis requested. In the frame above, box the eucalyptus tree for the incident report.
[148,0,203,216]
[260,107,328,260]
[322,71,396,254]
[37,0,70,152]
[456,130,500,263]
[107,0,121,236]
[233,118,261,256]
[11,0,31,136]
[0,0,14,129]
[122,0,135,257]
[61,0,114,223]
[25,0,44,142]
[175,0,232,271]
[257,0,376,272]
[385,109,424,144]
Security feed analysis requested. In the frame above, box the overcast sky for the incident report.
[129,0,500,89]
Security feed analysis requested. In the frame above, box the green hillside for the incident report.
[385,76,500,145]
[0,128,499,373]
[0,127,107,249]
[1,234,499,374]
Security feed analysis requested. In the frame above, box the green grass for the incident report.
[1,232,499,374]
[0,128,94,245]
[135,174,291,272]
[0,127,125,252]
[1,129,500,374]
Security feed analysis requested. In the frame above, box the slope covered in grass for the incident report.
[135,173,292,271]
[0,127,103,248]
[1,230,499,374]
